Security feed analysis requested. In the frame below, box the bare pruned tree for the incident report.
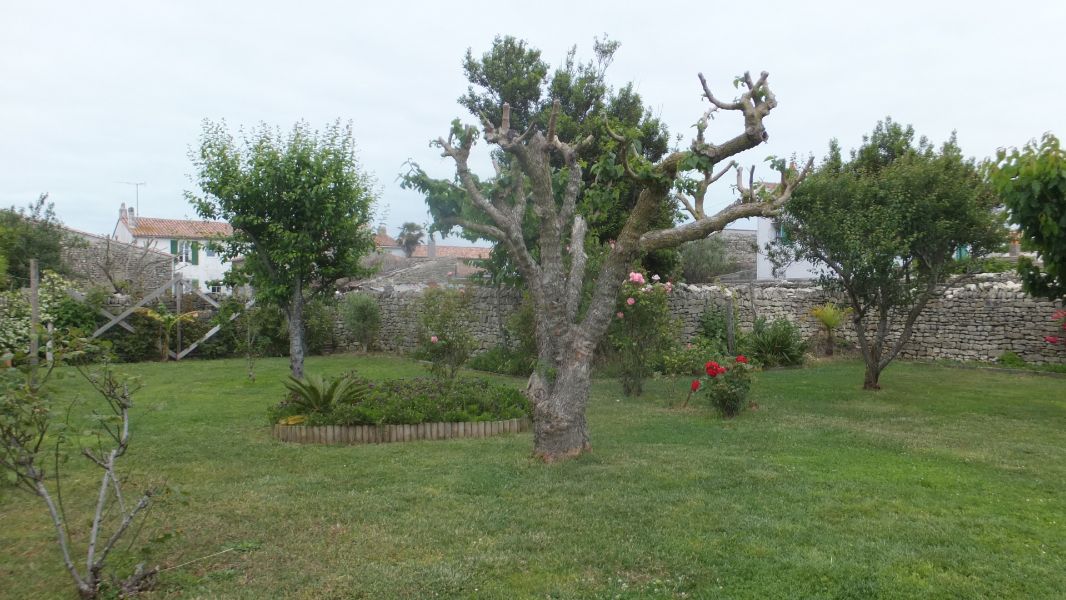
[426,70,810,461]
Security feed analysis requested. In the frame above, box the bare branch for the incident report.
[438,217,505,241]
[699,72,742,111]
[642,155,813,252]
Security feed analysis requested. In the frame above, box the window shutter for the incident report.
[170,239,178,255]
[191,242,200,265]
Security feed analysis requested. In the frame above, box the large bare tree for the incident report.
[426,71,809,461]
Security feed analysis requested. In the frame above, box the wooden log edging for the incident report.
[272,417,532,445]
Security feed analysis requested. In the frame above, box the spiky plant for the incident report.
[809,303,850,356]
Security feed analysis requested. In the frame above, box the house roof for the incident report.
[122,214,232,239]
[373,231,398,247]
[410,245,491,259]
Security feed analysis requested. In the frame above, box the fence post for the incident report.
[175,275,183,359]
[29,258,39,376]
[726,295,735,355]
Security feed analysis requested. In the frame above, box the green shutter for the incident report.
[191,242,200,265]
[170,239,178,255]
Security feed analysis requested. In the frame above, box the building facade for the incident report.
[112,203,233,292]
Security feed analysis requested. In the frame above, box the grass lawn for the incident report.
[1,356,1064,599]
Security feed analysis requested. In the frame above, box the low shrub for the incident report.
[740,317,807,367]
[414,288,476,380]
[660,336,725,376]
[268,375,529,426]
[468,346,535,377]
[467,294,537,377]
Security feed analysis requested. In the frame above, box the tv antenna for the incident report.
[117,181,147,214]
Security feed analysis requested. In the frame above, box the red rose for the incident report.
[705,361,720,376]
[1046,336,1061,345]
[735,355,748,364]
[690,379,701,392]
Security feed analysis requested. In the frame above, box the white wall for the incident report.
[755,217,822,281]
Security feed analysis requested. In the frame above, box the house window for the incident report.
[209,282,223,294]
[179,242,193,263]
[205,244,216,258]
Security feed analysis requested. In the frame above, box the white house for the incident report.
[755,217,821,281]
[112,203,233,292]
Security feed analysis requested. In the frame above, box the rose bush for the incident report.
[607,272,679,396]
[683,355,754,418]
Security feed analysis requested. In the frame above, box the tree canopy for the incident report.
[775,119,1004,389]
[989,133,1066,302]
[396,222,425,258]
[0,194,69,289]
[187,119,377,378]
[404,36,677,282]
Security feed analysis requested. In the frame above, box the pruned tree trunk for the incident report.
[528,359,593,461]
[287,284,305,380]
[432,72,810,461]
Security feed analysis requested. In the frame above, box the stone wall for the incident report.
[339,274,1066,365]
[335,286,523,354]
[61,229,173,295]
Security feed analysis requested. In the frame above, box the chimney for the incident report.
[428,235,437,258]
[378,225,387,237]
[128,206,136,228]
[120,202,127,220]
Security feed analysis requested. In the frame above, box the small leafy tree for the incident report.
[339,293,381,352]
[396,222,425,258]
[988,133,1066,303]
[679,236,737,283]
[0,194,70,289]
[188,120,377,379]
[775,119,1004,389]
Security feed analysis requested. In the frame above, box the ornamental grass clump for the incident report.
[682,355,753,418]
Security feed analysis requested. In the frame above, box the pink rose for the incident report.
[628,272,645,285]
[616,311,624,319]
[626,297,636,306]
[430,335,439,344]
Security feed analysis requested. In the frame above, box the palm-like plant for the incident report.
[136,303,199,361]
[396,222,425,258]
[809,303,850,356]
[282,372,369,415]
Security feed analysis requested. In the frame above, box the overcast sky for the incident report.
[2,0,1063,242]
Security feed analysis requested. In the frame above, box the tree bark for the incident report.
[529,356,593,462]
[287,284,305,380]
[863,363,881,390]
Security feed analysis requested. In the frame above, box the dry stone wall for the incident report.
[339,274,1065,365]
[335,286,523,354]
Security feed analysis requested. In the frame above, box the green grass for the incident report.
[1,356,1064,599]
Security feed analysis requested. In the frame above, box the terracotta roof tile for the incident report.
[374,232,398,247]
[410,245,491,259]
[125,215,232,239]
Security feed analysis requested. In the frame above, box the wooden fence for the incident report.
[272,417,531,445]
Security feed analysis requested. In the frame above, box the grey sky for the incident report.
[2,0,1062,241]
